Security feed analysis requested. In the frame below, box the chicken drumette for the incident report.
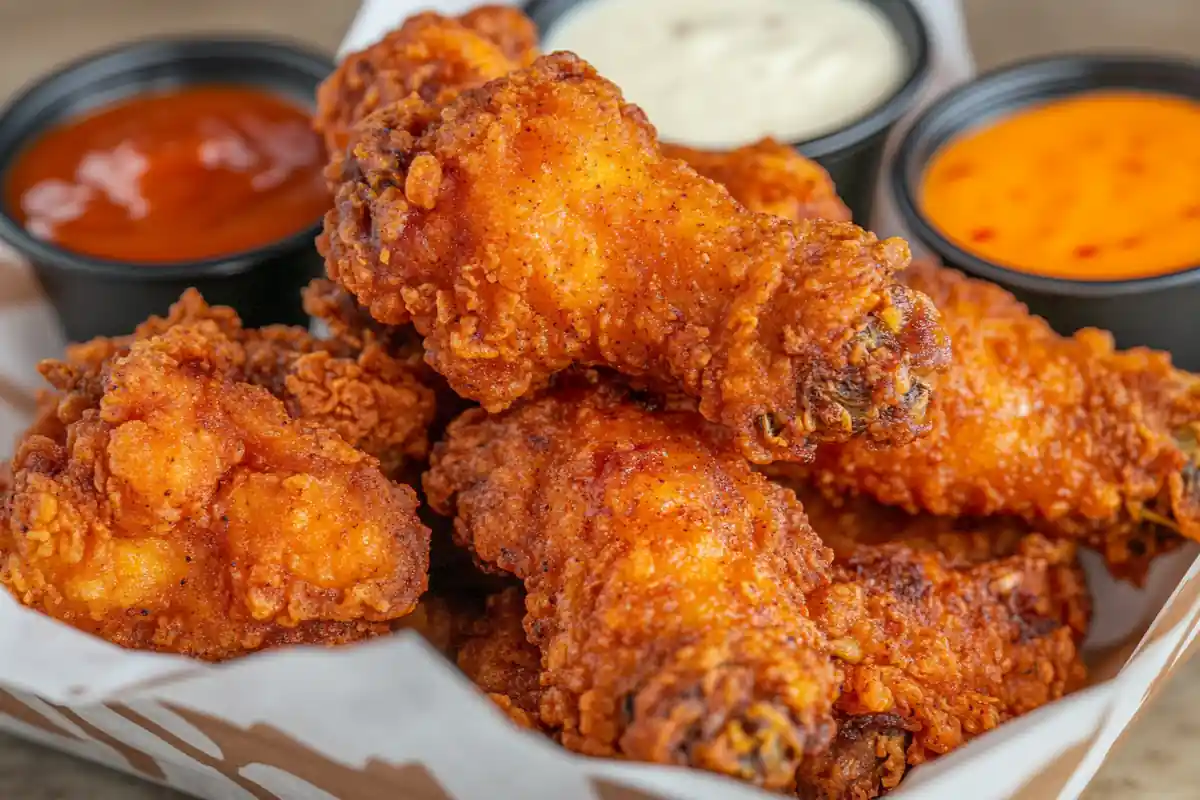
[0,294,433,660]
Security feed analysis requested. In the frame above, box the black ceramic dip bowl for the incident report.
[0,37,333,342]
[894,54,1200,370]
[525,0,930,223]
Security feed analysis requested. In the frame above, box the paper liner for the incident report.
[0,2,1197,798]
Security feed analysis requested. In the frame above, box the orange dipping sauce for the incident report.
[5,86,327,264]
[919,91,1200,281]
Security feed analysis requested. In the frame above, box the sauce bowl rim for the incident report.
[0,34,333,282]
[523,0,931,158]
[892,51,1200,298]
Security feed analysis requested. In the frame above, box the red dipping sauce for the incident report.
[4,86,327,263]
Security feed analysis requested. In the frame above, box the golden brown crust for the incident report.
[1,309,431,661]
[425,379,839,789]
[59,290,437,478]
[325,54,950,462]
[796,261,1200,568]
[455,587,544,729]
[663,139,851,224]
[776,474,1175,585]
[313,7,537,156]
[803,541,1087,798]
[303,277,425,357]
[794,491,1089,799]
[459,5,539,62]
[425,380,1087,794]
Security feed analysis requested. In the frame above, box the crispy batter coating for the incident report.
[458,5,539,61]
[314,7,537,156]
[675,140,1188,578]
[56,290,436,478]
[776,483,1090,799]
[425,380,839,790]
[794,261,1200,570]
[426,380,1087,794]
[303,276,425,357]
[0,315,430,661]
[789,475,1173,585]
[799,537,1088,799]
[455,587,544,730]
[663,139,851,224]
[303,278,475,449]
[324,53,949,462]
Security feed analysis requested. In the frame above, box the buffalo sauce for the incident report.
[920,91,1200,281]
[5,86,328,263]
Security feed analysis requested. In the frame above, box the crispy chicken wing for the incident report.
[425,379,839,789]
[785,261,1200,571]
[795,487,1090,800]
[56,290,436,478]
[324,54,949,462]
[663,139,851,224]
[671,138,1189,576]
[1,311,430,660]
[454,540,1086,800]
[314,7,537,156]
[797,536,1086,799]
[425,380,1086,794]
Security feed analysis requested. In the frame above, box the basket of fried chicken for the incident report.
[2,6,1197,800]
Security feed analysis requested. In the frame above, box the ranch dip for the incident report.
[543,0,908,148]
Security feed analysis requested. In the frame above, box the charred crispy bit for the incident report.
[314,6,537,156]
[425,379,839,789]
[795,714,910,800]
[664,139,851,224]
[795,260,1200,567]
[325,54,949,462]
[0,315,430,661]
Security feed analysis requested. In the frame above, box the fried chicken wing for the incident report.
[1,312,430,660]
[784,261,1200,570]
[57,290,436,478]
[425,379,839,789]
[788,475,1173,584]
[777,477,1090,798]
[454,538,1087,800]
[799,535,1087,799]
[663,139,851,224]
[425,379,1086,795]
[668,137,1190,575]
[324,53,949,462]
[314,7,537,156]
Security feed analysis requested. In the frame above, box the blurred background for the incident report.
[0,0,1198,798]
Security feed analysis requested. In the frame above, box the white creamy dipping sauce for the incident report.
[543,0,908,148]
